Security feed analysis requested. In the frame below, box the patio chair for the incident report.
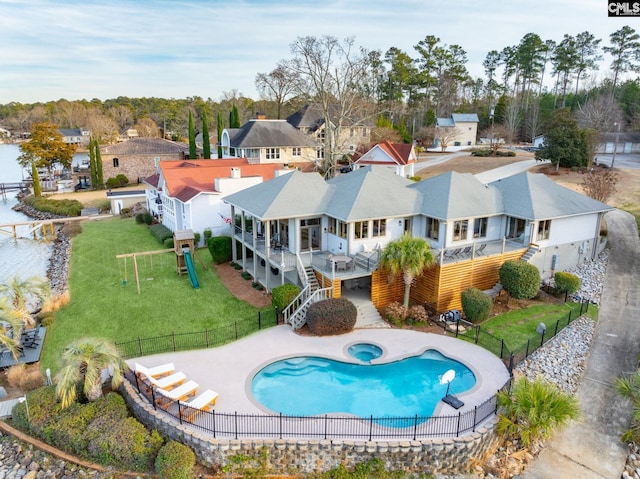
[135,362,175,379]
[442,249,456,261]
[179,389,220,421]
[461,246,472,256]
[475,243,487,255]
[156,380,199,405]
[146,371,187,390]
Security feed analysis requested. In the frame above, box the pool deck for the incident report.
[128,325,510,421]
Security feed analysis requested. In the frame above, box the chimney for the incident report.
[230,167,241,179]
[256,112,267,120]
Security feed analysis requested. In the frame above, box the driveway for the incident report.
[522,209,640,478]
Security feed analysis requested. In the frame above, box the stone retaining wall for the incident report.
[121,381,500,475]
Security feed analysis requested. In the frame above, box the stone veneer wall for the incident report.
[121,381,501,475]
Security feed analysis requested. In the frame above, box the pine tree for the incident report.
[89,137,97,190]
[217,112,224,158]
[202,110,211,159]
[230,105,241,128]
[95,140,104,189]
[188,111,197,159]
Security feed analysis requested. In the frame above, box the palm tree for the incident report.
[0,275,50,327]
[378,233,435,308]
[615,370,640,443]
[0,298,23,359]
[497,377,581,449]
[55,337,129,408]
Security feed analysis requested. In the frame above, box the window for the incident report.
[292,147,301,157]
[537,219,551,241]
[372,219,386,237]
[113,158,119,168]
[328,217,337,234]
[301,218,320,226]
[316,148,324,160]
[453,220,468,241]
[506,216,527,239]
[354,221,368,239]
[426,217,439,240]
[350,128,355,137]
[266,148,280,160]
[473,217,488,238]
[338,220,347,239]
[362,128,368,137]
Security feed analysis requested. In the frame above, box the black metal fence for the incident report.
[432,299,590,372]
[116,308,278,359]
[129,370,509,440]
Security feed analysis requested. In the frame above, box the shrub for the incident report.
[407,304,428,323]
[150,223,173,244]
[384,302,406,325]
[499,260,541,299]
[271,284,300,311]
[241,271,252,280]
[554,271,581,294]
[203,228,212,240]
[6,364,44,391]
[207,236,232,264]
[471,148,492,157]
[193,231,201,246]
[306,297,357,335]
[120,207,130,215]
[135,213,145,224]
[105,177,120,189]
[61,222,82,237]
[496,150,516,157]
[143,211,153,225]
[461,288,493,323]
[24,196,83,217]
[163,237,174,249]
[155,441,196,479]
[115,174,129,187]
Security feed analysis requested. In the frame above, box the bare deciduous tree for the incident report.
[580,169,619,203]
[255,65,301,119]
[85,108,119,144]
[480,125,510,155]
[434,126,461,152]
[133,117,160,137]
[575,94,623,132]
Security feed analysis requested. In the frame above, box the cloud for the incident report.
[0,0,627,103]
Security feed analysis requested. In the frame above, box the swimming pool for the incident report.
[251,349,476,424]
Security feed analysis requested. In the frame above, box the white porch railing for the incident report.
[284,287,333,330]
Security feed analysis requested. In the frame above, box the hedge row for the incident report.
[24,196,83,217]
[150,223,173,244]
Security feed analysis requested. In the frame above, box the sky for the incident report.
[0,0,635,104]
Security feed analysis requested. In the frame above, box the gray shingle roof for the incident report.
[224,171,330,220]
[227,120,319,148]
[409,171,503,219]
[326,166,420,221]
[102,138,189,155]
[451,113,479,123]
[489,172,612,220]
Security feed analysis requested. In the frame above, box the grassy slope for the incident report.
[42,217,263,372]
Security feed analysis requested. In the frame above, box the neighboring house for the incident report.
[597,131,640,154]
[352,140,417,177]
[224,166,611,314]
[106,189,147,215]
[145,158,293,244]
[59,128,90,146]
[220,119,319,165]
[101,138,192,186]
[435,113,479,147]
[286,104,373,157]
[118,128,139,142]
[533,135,545,149]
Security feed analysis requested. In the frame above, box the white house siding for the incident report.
[545,215,598,247]
[189,195,234,245]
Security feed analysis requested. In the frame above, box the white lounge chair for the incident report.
[179,389,219,420]
[155,380,199,405]
[135,362,175,379]
[147,371,186,390]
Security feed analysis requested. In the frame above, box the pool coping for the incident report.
[128,325,510,424]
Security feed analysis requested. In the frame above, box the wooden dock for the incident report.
[0,215,112,240]
[0,181,31,199]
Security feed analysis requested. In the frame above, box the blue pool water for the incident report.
[347,343,383,363]
[251,349,476,423]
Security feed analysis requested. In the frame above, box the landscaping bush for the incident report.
[306,297,357,335]
[155,441,196,479]
[271,284,300,311]
[407,304,428,323]
[143,211,153,225]
[163,237,174,249]
[120,207,130,216]
[471,148,492,157]
[12,388,163,472]
[499,260,541,299]
[24,196,83,217]
[203,228,212,240]
[461,287,493,323]
[554,271,581,294]
[384,302,406,325]
[150,223,173,244]
[496,150,516,157]
[207,236,232,264]
[6,364,43,391]
[241,271,252,280]
[135,213,145,224]
[106,177,120,189]
[193,231,201,246]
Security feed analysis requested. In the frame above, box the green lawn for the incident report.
[461,301,597,353]
[42,217,267,372]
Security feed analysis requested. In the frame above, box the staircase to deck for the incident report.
[520,245,539,262]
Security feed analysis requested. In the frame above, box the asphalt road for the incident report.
[595,153,640,170]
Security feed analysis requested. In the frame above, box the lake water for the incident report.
[0,144,88,285]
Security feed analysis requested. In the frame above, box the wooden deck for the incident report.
[0,327,47,369]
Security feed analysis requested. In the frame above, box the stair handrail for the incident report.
[287,287,333,330]
[295,253,308,288]
[282,284,312,324]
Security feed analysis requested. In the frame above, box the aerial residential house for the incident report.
[118,128,140,142]
[435,113,479,147]
[224,166,611,326]
[58,128,90,146]
[220,118,319,166]
[145,158,292,243]
[286,104,373,158]
[597,131,640,154]
[352,140,417,177]
[101,138,193,186]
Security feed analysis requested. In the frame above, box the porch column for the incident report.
[265,221,272,292]
[230,206,237,262]
[240,213,246,270]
